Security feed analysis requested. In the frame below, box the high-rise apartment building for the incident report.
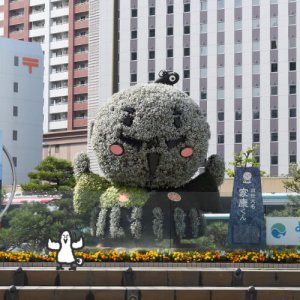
[89,0,299,177]
[0,0,89,162]
[0,37,43,184]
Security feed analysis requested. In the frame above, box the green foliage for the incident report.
[226,145,266,177]
[100,185,149,208]
[268,195,300,217]
[206,222,228,248]
[283,163,300,194]
[21,156,75,193]
[73,173,110,215]
[0,199,85,251]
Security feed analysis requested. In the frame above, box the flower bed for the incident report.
[1,250,300,264]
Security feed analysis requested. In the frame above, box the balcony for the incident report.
[29,27,45,38]
[49,103,68,114]
[73,118,87,128]
[30,0,45,6]
[51,6,69,18]
[74,19,88,30]
[74,3,89,14]
[29,11,45,22]
[50,23,69,34]
[50,55,68,65]
[73,101,87,111]
[9,1,24,10]
[50,71,68,81]
[9,15,25,25]
[9,30,25,39]
[50,39,68,50]
[74,52,88,62]
[74,68,88,78]
[74,35,88,46]
[49,120,68,130]
[73,85,87,94]
[50,87,68,98]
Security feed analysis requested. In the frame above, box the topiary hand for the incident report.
[205,154,225,186]
[73,152,91,178]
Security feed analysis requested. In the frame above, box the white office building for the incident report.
[89,0,299,177]
[0,37,43,184]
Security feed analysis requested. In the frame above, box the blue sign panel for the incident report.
[227,167,266,248]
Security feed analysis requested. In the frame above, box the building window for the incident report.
[217,0,224,9]
[131,9,137,17]
[270,16,278,27]
[271,86,278,96]
[289,85,296,95]
[235,65,242,76]
[235,88,242,98]
[290,62,296,71]
[290,155,297,163]
[234,42,242,53]
[217,89,224,100]
[200,23,207,33]
[218,67,224,77]
[271,63,278,73]
[14,56,19,66]
[13,106,18,117]
[55,145,60,153]
[13,130,18,141]
[218,135,224,144]
[200,0,207,11]
[289,37,296,48]
[235,134,242,144]
[252,87,260,97]
[13,82,18,93]
[254,156,260,163]
[200,68,207,78]
[271,156,278,165]
[184,47,190,56]
[183,70,190,78]
[235,0,242,7]
[131,52,137,60]
[253,111,260,119]
[184,25,190,34]
[167,5,173,14]
[149,72,155,81]
[235,20,242,31]
[167,27,173,35]
[252,0,260,5]
[253,40,260,52]
[131,30,137,39]
[218,112,224,121]
[271,40,277,49]
[289,14,296,25]
[290,108,296,118]
[218,22,224,32]
[252,18,260,29]
[252,63,260,74]
[131,73,137,83]
[149,29,155,37]
[12,157,17,167]
[235,111,242,120]
[167,49,173,57]
[271,132,278,142]
[217,44,225,54]
[149,50,155,59]
[290,131,297,141]
[200,45,207,55]
[271,109,278,118]
[253,133,260,142]
[184,3,190,12]
[270,0,278,4]
[201,91,207,100]
[149,7,155,16]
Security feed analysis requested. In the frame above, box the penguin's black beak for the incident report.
[147,153,160,180]
[64,238,68,244]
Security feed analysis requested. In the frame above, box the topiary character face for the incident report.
[91,83,210,189]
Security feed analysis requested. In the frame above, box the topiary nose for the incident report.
[147,153,160,179]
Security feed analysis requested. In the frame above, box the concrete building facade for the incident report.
[0,37,43,184]
[0,0,89,162]
[89,0,299,177]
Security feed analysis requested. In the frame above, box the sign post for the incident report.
[227,167,266,248]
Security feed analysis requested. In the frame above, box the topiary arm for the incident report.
[205,154,225,186]
[73,152,90,178]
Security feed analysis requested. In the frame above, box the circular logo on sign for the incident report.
[271,223,286,239]
[243,172,252,182]
[167,192,182,202]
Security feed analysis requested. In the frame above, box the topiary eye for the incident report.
[110,144,124,156]
[174,116,182,128]
[180,147,193,158]
[123,115,134,127]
